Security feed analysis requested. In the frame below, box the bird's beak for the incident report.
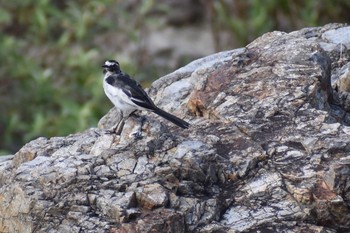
[102,65,108,68]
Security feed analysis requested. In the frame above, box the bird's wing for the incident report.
[106,73,156,110]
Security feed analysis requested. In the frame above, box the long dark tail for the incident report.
[153,107,190,129]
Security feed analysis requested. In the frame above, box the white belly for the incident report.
[103,79,143,117]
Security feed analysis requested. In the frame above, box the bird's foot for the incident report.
[104,120,125,135]
[130,115,146,139]
[131,130,143,139]
[104,129,117,135]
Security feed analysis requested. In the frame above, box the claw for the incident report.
[104,120,125,135]
[128,115,146,139]
[104,129,116,135]
[131,130,143,139]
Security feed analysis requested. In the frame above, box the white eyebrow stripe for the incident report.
[105,61,117,66]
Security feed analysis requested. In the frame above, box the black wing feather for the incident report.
[106,73,156,110]
[106,71,190,129]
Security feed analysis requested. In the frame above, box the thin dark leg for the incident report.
[131,115,146,139]
[105,119,125,135]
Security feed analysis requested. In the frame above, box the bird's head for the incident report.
[102,60,121,73]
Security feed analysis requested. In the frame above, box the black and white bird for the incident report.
[102,59,190,134]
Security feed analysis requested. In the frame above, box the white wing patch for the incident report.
[130,97,147,105]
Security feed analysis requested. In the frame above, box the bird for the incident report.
[102,59,190,134]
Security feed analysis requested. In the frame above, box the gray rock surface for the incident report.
[1,23,350,232]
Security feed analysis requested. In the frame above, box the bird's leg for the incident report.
[130,113,146,139]
[103,108,126,135]
[106,119,125,135]
[105,118,125,135]
[113,120,125,135]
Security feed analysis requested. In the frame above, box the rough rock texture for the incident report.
[1,23,350,232]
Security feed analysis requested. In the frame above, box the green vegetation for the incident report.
[210,0,350,48]
[1,1,112,154]
[0,0,349,155]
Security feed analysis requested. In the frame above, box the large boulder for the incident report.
[1,23,350,232]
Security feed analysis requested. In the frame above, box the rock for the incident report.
[2,23,350,232]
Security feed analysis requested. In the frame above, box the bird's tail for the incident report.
[153,107,190,129]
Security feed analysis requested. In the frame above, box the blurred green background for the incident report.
[1,0,349,155]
